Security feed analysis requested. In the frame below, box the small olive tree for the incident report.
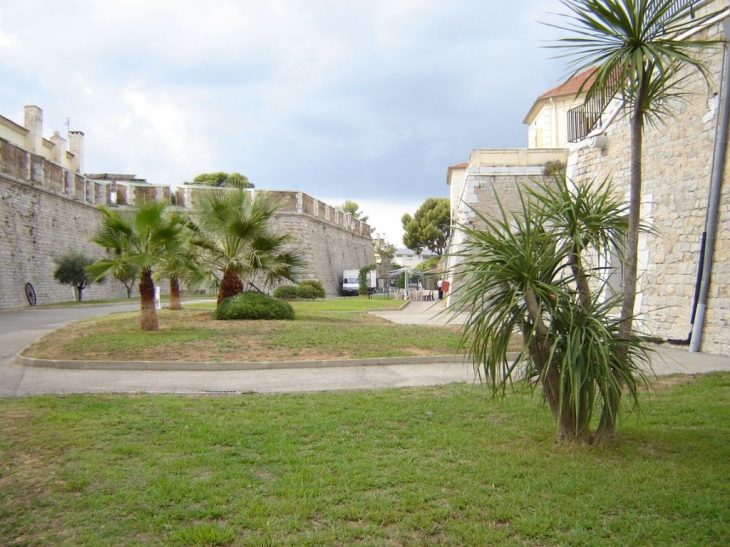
[53,251,98,302]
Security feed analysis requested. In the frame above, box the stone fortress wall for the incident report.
[0,106,374,308]
[176,187,374,297]
[567,7,730,355]
[0,107,129,308]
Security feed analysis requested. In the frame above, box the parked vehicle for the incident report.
[341,269,376,296]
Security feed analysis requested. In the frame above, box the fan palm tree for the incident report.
[190,189,306,304]
[155,230,208,311]
[550,0,720,438]
[87,200,188,330]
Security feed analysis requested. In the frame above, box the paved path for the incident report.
[1,300,729,397]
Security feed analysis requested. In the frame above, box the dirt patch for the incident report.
[648,375,698,391]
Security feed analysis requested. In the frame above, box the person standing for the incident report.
[437,278,443,300]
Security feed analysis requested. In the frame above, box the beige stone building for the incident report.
[445,148,567,306]
[446,0,730,355]
[564,1,730,354]
[523,67,595,149]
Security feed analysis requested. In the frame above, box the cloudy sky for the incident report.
[0,1,572,244]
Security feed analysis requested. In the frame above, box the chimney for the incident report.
[24,105,43,154]
[49,131,66,164]
[69,130,85,173]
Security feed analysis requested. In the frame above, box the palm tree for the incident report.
[155,231,207,311]
[551,0,720,438]
[87,200,188,330]
[190,189,306,304]
[451,174,650,442]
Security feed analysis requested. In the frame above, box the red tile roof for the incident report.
[446,162,468,185]
[539,67,597,99]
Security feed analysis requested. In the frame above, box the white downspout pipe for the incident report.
[689,18,730,352]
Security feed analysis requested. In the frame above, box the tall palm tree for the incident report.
[551,0,720,439]
[87,200,188,330]
[190,189,306,304]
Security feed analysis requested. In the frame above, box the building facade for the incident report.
[445,0,730,355]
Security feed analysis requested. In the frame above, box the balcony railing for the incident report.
[566,0,703,143]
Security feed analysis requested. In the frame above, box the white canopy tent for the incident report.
[388,266,420,294]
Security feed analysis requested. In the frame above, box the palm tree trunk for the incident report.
[523,288,566,435]
[570,242,592,311]
[597,76,648,441]
[169,276,182,310]
[139,268,159,331]
[217,266,244,305]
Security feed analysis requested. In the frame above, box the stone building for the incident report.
[0,106,130,307]
[445,148,568,306]
[0,105,374,308]
[562,1,730,354]
[445,0,730,355]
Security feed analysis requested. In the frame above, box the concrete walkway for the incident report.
[2,300,730,397]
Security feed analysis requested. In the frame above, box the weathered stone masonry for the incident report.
[176,187,375,298]
[0,138,128,308]
[567,16,730,355]
[1,108,375,308]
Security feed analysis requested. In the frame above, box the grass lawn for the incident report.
[1,374,728,546]
[22,298,462,363]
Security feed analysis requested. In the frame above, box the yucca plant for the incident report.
[449,174,651,442]
[549,0,721,438]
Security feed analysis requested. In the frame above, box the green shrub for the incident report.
[299,279,325,299]
[214,291,295,320]
[297,285,318,299]
[273,284,299,300]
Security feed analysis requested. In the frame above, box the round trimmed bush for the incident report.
[214,291,295,320]
[299,279,325,299]
[273,284,299,300]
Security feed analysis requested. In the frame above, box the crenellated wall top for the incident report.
[175,185,372,238]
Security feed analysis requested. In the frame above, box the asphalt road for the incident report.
[0,303,139,397]
[0,302,474,397]
[2,301,730,397]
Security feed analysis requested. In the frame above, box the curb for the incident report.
[15,353,470,371]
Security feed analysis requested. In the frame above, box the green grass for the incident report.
[1,374,728,546]
[24,304,462,362]
[37,294,213,308]
[185,295,406,312]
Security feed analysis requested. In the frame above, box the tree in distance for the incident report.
[375,240,396,260]
[185,172,254,188]
[341,200,369,224]
[52,250,98,302]
[550,0,721,440]
[114,264,138,298]
[414,255,441,273]
[401,197,450,255]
